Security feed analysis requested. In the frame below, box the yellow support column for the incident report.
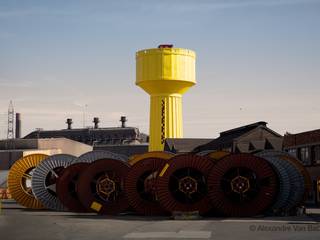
[136,45,196,151]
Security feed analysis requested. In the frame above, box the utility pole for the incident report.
[7,101,14,139]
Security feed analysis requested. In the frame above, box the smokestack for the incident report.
[120,116,127,128]
[15,113,21,138]
[93,117,99,129]
[66,118,73,129]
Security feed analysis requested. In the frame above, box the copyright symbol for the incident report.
[250,225,256,231]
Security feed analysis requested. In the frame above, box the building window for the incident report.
[288,148,297,157]
[299,147,311,166]
[313,145,320,165]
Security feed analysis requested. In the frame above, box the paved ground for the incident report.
[1,200,320,240]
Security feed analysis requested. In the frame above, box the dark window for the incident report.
[288,148,297,157]
[313,145,320,165]
[299,147,311,165]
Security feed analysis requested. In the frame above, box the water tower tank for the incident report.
[136,45,196,151]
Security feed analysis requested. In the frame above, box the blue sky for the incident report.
[0,0,319,138]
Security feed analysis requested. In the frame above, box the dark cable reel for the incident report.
[207,153,278,217]
[56,162,90,212]
[77,158,130,215]
[156,154,214,215]
[125,157,169,215]
[256,151,306,210]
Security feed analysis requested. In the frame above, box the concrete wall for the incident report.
[0,138,92,170]
[38,138,92,157]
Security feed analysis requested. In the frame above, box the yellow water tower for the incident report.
[136,45,196,151]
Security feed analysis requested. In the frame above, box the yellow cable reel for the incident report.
[7,154,48,209]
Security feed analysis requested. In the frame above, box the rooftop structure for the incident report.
[23,117,148,146]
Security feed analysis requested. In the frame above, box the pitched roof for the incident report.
[283,129,320,148]
[194,121,281,152]
[164,138,213,153]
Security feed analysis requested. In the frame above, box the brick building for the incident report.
[284,129,320,206]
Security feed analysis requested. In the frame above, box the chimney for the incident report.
[15,113,21,138]
[66,118,73,129]
[93,117,99,129]
[120,116,127,128]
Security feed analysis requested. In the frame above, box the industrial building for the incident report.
[23,117,148,146]
[284,129,320,206]
[0,138,92,170]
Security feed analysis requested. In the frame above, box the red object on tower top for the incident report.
[158,44,173,48]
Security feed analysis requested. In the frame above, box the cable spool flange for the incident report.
[199,150,231,162]
[207,153,278,217]
[125,157,168,215]
[56,162,89,212]
[128,151,174,166]
[156,154,214,215]
[256,150,310,206]
[196,150,217,156]
[73,150,128,164]
[31,154,76,211]
[7,154,48,209]
[254,155,291,213]
[77,158,130,215]
[280,155,312,203]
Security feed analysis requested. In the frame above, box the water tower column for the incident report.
[149,94,183,151]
